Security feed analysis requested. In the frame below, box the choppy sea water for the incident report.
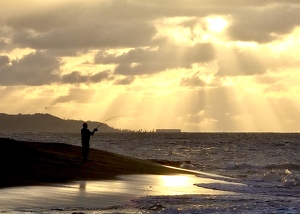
[1,132,300,213]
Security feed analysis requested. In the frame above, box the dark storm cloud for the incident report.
[0,51,61,86]
[95,43,215,75]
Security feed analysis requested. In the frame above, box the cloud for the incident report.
[60,72,88,84]
[0,55,10,66]
[180,75,207,88]
[4,1,300,52]
[2,1,300,81]
[6,2,156,50]
[61,70,110,84]
[0,26,16,52]
[0,51,61,86]
[95,43,215,75]
[89,70,111,83]
[113,76,135,85]
[264,82,287,93]
[12,22,156,50]
[227,4,300,43]
[1,0,299,64]
[255,75,280,85]
[0,51,111,86]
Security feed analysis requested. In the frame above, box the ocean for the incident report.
[1,132,300,213]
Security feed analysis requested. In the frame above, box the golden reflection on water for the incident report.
[0,174,228,211]
[161,175,191,187]
[71,174,226,196]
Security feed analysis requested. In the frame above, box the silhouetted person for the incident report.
[81,122,98,161]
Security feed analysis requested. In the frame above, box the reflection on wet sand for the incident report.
[0,174,228,212]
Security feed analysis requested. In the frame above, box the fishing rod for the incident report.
[95,115,126,129]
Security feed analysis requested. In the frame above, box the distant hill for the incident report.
[0,113,119,132]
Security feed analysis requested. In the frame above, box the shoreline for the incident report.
[0,138,193,188]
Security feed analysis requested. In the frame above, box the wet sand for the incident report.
[0,138,194,187]
[0,174,228,212]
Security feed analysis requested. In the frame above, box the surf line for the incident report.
[95,115,127,129]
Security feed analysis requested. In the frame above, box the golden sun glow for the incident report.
[154,16,230,46]
[206,16,229,33]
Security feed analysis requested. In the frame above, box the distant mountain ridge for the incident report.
[0,113,118,132]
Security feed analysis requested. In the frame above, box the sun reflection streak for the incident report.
[0,174,229,210]
[160,175,192,188]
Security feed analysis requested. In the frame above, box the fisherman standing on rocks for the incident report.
[81,122,98,161]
